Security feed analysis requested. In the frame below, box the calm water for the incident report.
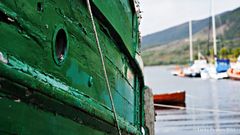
[144,66,240,135]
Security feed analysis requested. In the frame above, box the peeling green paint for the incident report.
[0,0,145,134]
[0,55,141,134]
[66,59,91,87]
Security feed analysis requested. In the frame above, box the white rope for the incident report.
[86,1,122,135]
[154,103,240,114]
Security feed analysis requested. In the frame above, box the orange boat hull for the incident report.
[227,68,240,80]
[153,91,185,105]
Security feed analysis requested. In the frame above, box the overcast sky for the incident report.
[139,0,240,36]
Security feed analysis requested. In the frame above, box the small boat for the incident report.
[200,59,230,80]
[227,68,240,80]
[171,66,185,77]
[227,56,240,80]
[183,60,208,77]
[200,68,210,80]
[153,91,185,105]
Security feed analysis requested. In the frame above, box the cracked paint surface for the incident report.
[0,0,145,134]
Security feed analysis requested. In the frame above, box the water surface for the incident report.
[144,66,240,135]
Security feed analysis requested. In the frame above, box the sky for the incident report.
[139,0,240,36]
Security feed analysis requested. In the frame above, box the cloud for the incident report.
[139,0,240,36]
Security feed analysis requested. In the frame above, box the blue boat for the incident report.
[216,59,230,73]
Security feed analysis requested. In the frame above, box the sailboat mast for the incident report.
[189,20,193,63]
[211,0,217,58]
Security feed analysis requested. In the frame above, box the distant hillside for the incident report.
[141,19,209,49]
[142,7,240,66]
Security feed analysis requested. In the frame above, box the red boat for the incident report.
[227,68,240,80]
[171,66,185,77]
[153,91,185,105]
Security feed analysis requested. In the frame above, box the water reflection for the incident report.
[144,66,240,135]
[211,81,220,135]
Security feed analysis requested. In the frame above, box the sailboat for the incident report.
[198,0,230,80]
[206,0,230,79]
[184,59,208,77]
[182,21,208,77]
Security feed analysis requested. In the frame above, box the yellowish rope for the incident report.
[86,1,122,134]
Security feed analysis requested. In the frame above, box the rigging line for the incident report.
[154,104,240,114]
[86,0,122,135]
[207,0,212,56]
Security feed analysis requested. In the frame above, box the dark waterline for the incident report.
[144,66,240,135]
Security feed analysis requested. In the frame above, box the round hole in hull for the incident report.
[52,25,68,65]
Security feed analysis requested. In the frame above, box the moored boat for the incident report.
[227,68,240,80]
[200,59,230,80]
[183,60,208,77]
[227,56,240,80]
[200,68,210,79]
[153,91,185,105]
[171,66,185,77]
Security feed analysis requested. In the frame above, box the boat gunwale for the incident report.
[0,54,141,135]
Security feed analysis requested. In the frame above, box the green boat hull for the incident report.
[0,97,108,135]
[0,0,145,134]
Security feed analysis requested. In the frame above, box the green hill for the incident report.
[141,18,209,50]
[142,7,240,66]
